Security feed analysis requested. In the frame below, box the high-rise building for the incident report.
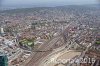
[0,27,5,36]
[0,52,8,66]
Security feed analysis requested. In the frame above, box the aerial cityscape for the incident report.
[0,0,100,66]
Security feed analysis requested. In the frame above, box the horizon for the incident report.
[0,0,99,9]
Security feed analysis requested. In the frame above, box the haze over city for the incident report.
[0,0,100,66]
[0,0,99,9]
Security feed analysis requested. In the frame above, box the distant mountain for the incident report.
[0,4,100,14]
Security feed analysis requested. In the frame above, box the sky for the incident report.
[0,0,99,9]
